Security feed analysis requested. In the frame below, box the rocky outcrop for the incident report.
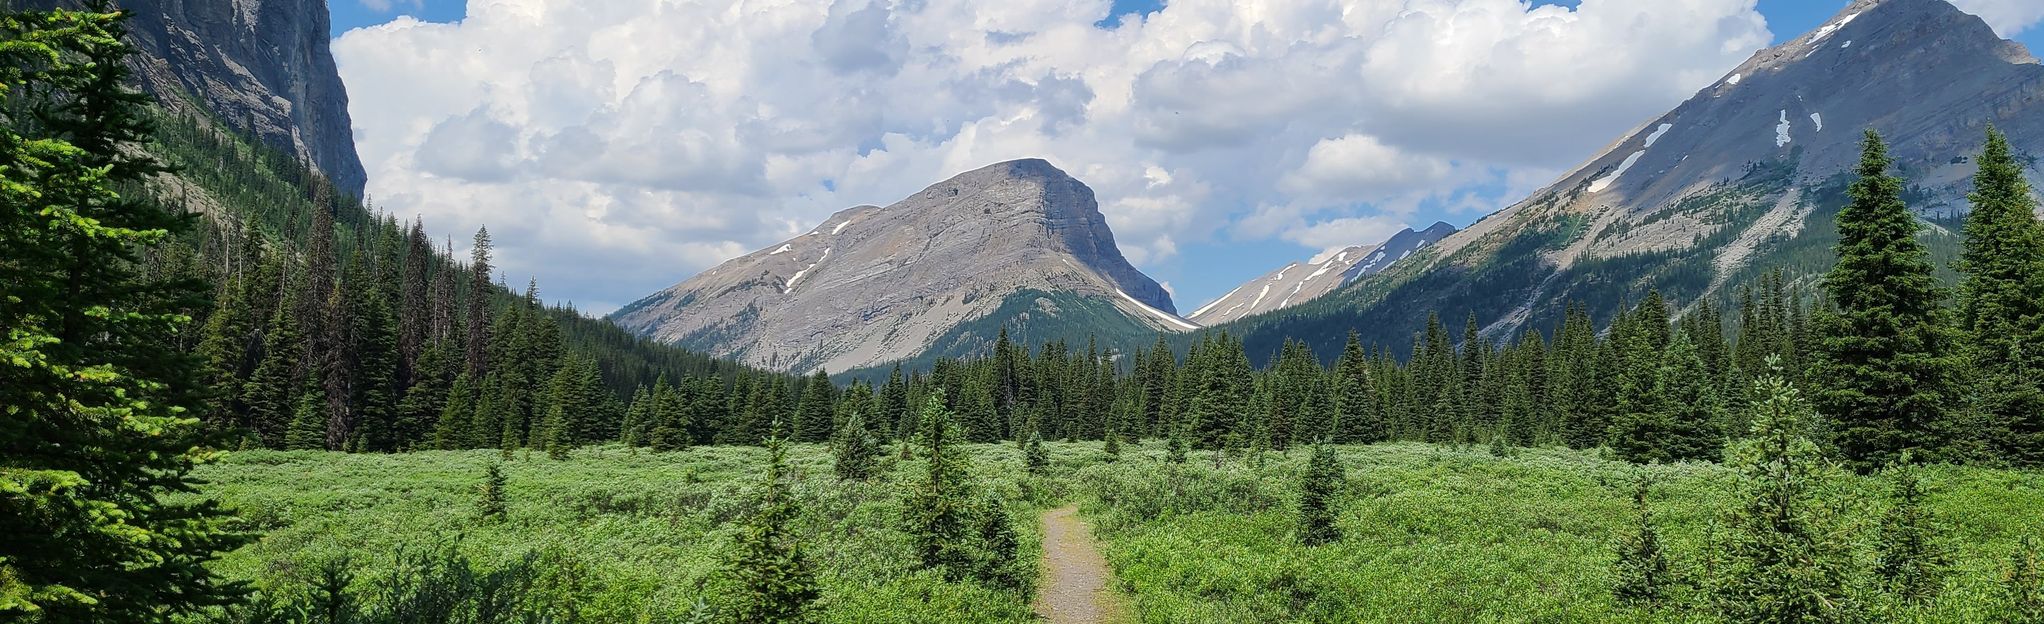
[609,159,1190,373]
[1221,0,2044,357]
[1188,222,1455,325]
[22,0,369,198]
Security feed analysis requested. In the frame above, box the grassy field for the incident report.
[192,441,2044,623]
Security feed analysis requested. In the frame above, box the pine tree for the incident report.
[1817,131,1962,473]
[465,227,494,376]
[832,410,880,481]
[793,369,836,444]
[0,8,249,617]
[1298,442,1343,546]
[1957,127,2044,467]
[477,464,508,520]
[287,389,329,451]
[1023,429,1049,475]
[243,292,308,447]
[905,391,976,579]
[727,432,819,623]
[1875,462,1950,605]
[434,371,477,450]
[1712,365,1863,623]
[1612,477,1671,607]
[972,492,1026,593]
[1333,331,1385,444]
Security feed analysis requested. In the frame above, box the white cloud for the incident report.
[335,0,1772,309]
[1948,0,2044,37]
[358,0,421,13]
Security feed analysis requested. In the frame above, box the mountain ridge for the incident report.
[1213,0,2044,362]
[610,158,1190,374]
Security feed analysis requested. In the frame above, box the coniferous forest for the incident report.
[9,4,2044,624]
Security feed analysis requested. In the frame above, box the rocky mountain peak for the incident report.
[611,158,1186,373]
[22,0,370,198]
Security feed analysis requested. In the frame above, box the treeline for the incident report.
[613,128,2044,478]
[154,96,773,455]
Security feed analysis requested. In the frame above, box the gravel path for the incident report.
[1034,505,1121,624]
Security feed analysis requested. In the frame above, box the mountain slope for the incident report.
[610,159,1193,373]
[1220,0,2037,361]
[1188,222,1456,325]
[22,0,370,197]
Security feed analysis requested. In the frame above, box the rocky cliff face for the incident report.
[1188,222,1455,325]
[1222,0,2044,359]
[609,159,1190,373]
[23,0,369,198]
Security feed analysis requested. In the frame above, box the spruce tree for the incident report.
[972,492,1026,593]
[727,432,819,623]
[1298,442,1343,546]
[434,371,477,450]
[1957,127,2044,466]
[464,227,494,376]
[905,391,976,579]
[1817,131,1962,473]
[1875,462,1950,605]
[1023,429,1049,475]
[1612,477,1671,607]
[832,410,880,481]
[1333,331,1385,444]
[477,463,508,520]
[793,369,836,444]
[0,8,250,618]
[1712,366,1862,623]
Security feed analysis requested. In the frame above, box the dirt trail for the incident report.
[1034,505,1122,624]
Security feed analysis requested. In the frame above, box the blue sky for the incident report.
[324,0,2044,316]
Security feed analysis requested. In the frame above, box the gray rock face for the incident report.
[1188,222,1455,325]
[23,0,369,198]
[609,159,1190,373]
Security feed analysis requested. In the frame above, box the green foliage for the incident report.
[2003,537,2044,623]
[1023,429,1049,476]
[1817,131,1962,473]
[1713,369,1864,623]
[477,464,507,521]
[726,434,818,624]
[971,492,1027,594]
[0,8,249,618]
[1874,462,1949,605]
[1611,477,1670,608]
[1957,127,2044,467]
[905,391,977,580]
[831,410,879,482]
[1297,443,1343,546]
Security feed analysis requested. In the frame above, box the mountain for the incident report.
[1187,222,1457,325]
[610,159,1193,374]
[21,0,370,198]
[1219,0,2041,360]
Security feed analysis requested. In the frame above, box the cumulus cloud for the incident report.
[334,0,1772,313]
[1949,0,2044,37]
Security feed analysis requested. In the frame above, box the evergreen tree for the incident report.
[464,227,493,376]
[1874,462,1949,605]
[832,410,880,482]
[1957,127,2044,466]
[1817,131,1962,473]
[477,463,508,520]
[0,8,250,617]
[287,389,329,451]
[793,369,836,444]
[433,371,477,450]
[1298,442,1343,546]
[727,432,819,624]
[1333,331,1385,444]
[1612,477,1671,607]
[1023,429,1049,475]
[1712,365,1863,623]
[905,391,976,579]
[972,492,1026,593]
